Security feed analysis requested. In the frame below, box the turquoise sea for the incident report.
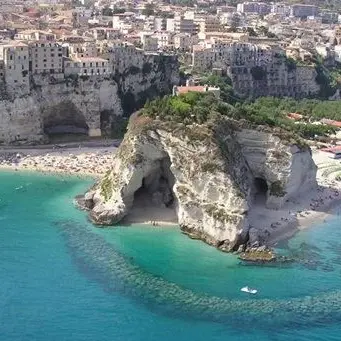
[1,171,341,341]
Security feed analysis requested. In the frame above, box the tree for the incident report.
[102,6,113,16]
[113,7,126,14]
[247,27,258,37]
[142,3,155,16]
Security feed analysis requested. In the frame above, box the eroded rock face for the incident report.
[78,117,317,251]
[0,55,179,145]
[236,129,317,208]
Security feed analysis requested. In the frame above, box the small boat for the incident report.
[241,286,258,294]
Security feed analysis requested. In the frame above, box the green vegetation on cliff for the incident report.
[142,93,334,139]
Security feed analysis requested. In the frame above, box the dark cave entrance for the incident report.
[253,177,268,205]
[125,156,178,224]
[43,101,89,142]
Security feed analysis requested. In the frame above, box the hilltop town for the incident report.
[2,1,341,113]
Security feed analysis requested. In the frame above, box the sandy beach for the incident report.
[0,142,118,178]
[1,143,341,242]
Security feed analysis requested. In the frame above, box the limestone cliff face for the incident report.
[0,77,122,144]
[78,117,317,251]
[0,55,179,145]
[236,129,317,208]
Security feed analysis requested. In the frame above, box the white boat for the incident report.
[241,286,258,294]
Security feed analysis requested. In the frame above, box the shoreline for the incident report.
[0,145,117,179]
[269,197,341,246]
[2,146,341,246]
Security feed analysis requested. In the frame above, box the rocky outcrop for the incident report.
[78,116,317,251]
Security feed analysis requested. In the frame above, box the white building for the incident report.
[155,32,173,50]
[64,57,110,76]
[14,30,55,41]
[0,41,30,94]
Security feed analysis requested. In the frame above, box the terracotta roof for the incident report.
[176,86,206,94]
[321,118,341,128]
[287,112,303,120]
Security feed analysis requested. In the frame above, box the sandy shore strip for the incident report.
[2,144,341,241]
[0,143,118,178]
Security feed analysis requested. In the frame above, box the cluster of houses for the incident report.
[1,0,341,98]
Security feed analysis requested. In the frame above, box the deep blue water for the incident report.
[1,171,341,340]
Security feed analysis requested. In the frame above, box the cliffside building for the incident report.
[64,57,110,76]
[29,41,64,75]
[0,41,30,95]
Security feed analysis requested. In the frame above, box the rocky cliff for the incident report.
[78,115,317,251]
[0,55,179,145]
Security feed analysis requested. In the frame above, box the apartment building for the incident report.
[0,41,30,94]
[237,2,271,14]
[14,30,56,41]
[68,41,98,58]
[290,4,319,18]
[29,41,63,74]
[154,17,166,31]
[174,16,198,35]
[64,57,110,76]
[321,10,339,24]
[271,4,291,16]
[198,16,221,33]
[154,32,173,50]
[192,41,273,71]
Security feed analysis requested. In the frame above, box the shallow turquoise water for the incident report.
[1,171,341,340]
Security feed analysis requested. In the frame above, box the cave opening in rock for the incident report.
[125,156,178,225]
[253,177,268,204]
[43,101,89,142]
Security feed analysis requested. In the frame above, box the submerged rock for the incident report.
[77,114,317,252]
